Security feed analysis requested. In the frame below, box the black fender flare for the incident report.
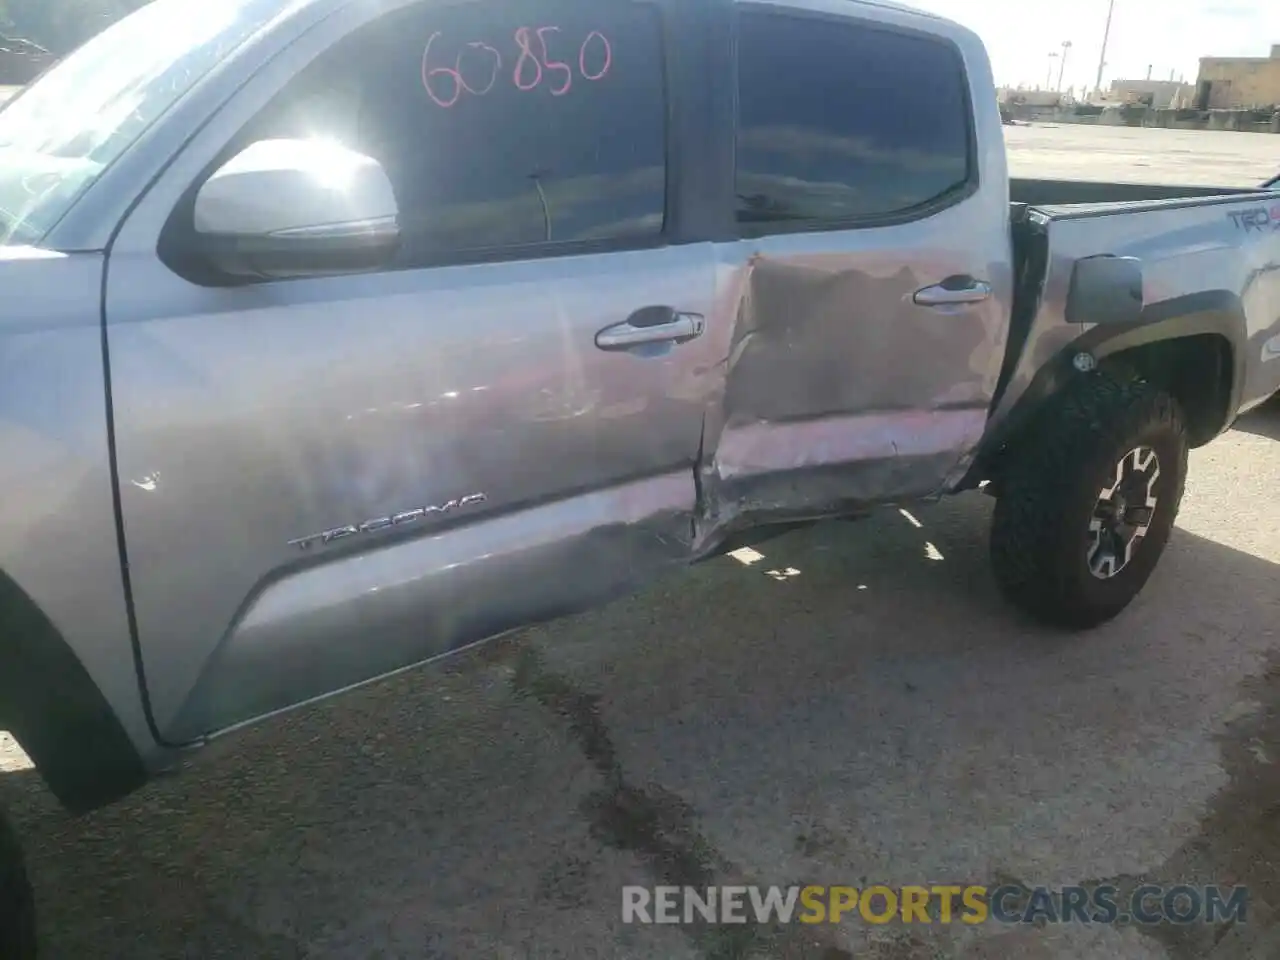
[0,570,147,814]
[978,290,1246,470]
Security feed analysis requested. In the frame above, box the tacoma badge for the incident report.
[288,493,487,551]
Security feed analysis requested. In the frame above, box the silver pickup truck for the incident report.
[2,0,1279,949]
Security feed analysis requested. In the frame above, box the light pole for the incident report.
[1047,51,1058,90]
[1094,0,1116,98]
[1058,40,1073,92]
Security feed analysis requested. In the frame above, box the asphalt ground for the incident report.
[3,125,1280,959]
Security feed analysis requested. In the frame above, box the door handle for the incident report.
[913,278,993,307]
[595,306,705,350]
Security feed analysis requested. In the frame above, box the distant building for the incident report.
[997,88,1061,108]
[1195,45,1280,110]
[1108,79,1192,109]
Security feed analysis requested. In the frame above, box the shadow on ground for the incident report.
[1,481,1278,959]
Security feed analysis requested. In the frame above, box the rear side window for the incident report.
[247,0,667,266]
[734,11,973,231]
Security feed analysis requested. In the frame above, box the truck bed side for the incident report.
[981,189,1280,472]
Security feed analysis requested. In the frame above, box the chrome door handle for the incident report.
[913,278,993,307]
[595,306,705,350]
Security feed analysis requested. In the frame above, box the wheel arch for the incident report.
[1081,288,1244,447]
[974,290,1246,485]
[0,568,148,814]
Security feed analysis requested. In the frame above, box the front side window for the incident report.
[735,11,973,231]
[242,0,668,266]
[0,0,298,245]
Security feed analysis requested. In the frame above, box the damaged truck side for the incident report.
[3,0,1280,950]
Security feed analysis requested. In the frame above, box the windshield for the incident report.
[0,0,299,246]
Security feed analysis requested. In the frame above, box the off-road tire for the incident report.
[990,372,1188,629]
[0,808,36,959]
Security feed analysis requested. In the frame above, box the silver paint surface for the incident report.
[1031,196,1280,411]
[105,238,718,738]
[101,0,1024,741]
[0,248,160,759]
[2,0,1278,761]
[696,0,1015,545]
[96,2,722,735]
[168,471,692,740]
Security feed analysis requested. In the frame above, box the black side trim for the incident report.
[991,206,1049,413]
[0,571,147,813]
[101,209,172,751]
[976,290,1246,471]
[192,227,402,285]
[1010,177,1262,208]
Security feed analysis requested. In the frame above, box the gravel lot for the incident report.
[3,125,1280,960]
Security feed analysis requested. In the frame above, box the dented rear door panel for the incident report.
[697,211,1013,545]
[694,0,1014,548]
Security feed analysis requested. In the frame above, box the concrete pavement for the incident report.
[3,400,1279,959]
[1004,124,1279,187]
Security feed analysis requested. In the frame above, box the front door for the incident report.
[104,0,716,742]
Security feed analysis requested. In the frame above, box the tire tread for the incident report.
[990,372,1189,629]
[0,811,36,959]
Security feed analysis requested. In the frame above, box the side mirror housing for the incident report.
[192,138,400,281]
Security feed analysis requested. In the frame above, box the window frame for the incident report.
[160,0,694,280]
[730,2,981,239]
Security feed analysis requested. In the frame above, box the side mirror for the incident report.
[192,138,400,281]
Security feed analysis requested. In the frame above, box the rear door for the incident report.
[697,0,1014,541]
[104,0,718,742]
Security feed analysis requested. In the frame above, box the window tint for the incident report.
[251,0,666,265]
[735,12,972,229]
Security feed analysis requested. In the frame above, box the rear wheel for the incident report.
[0,807,36,959]
[990,372,1189,629]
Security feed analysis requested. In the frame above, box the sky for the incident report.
[905,0,1280,94]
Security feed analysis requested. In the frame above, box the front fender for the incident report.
[0,247,163,811]
[0,570,147,812]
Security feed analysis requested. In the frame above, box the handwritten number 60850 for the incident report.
[422,26,612,108]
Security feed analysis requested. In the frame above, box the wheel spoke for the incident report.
[1087,446,1160,580]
